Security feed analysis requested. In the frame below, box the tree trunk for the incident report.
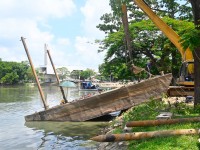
[189,0,200,105]
[121,4,133,62]
[193,48,200,105]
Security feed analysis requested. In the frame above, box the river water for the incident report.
[0,85,107,150]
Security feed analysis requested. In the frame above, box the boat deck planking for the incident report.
[25,74,172,122]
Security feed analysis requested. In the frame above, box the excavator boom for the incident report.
[133,0,193,62]
[132,0,195,94]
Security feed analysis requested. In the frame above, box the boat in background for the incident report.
[79,81,102,91]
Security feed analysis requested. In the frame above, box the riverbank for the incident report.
[2,81,135,89]
[94,118,129,150]
[94,108,133,150]
[94,97,199,149]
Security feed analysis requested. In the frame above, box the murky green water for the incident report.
[0,85,107,150]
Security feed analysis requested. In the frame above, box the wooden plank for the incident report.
[91,128,199,142]
[25,74,172,122]
[167,86,194,96]
[126,117,200,127]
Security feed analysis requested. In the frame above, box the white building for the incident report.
[39,65,57,83]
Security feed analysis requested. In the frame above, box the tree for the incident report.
[109,0,134,62]
[56,67,70,81]
[13,61,29,82]
[0,61,29,84]
[97,0,194,84]
[98,16,193,80]
[131,0,192,81]
[26,67,35,82]
[188,0,200,106]
[80,69,96,80]
[70,70,81,80]
[1,72,19,84]
[96,13,121,34]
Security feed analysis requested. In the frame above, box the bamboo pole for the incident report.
[46,47,68,103]
[90,129,200,142]
[21,37,48,110]
[126,117,200,127]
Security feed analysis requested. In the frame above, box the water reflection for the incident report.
[25,121,108,149]
[25,121,107,139]
[0,85,107,150]
[0,85,39,102]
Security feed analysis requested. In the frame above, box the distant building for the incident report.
[38,47,57,83]
[39,65,57,83]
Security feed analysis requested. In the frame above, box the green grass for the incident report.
[112,98,200,150]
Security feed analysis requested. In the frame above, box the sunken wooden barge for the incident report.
[25,73,172,122]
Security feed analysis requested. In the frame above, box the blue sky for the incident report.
[0,0,111,72]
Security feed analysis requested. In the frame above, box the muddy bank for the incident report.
[95,141,128,150]
[93,113,130,150]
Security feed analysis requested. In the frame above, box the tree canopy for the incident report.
[0,60,30,84]
[97,0,194,81]
[56,67,70,81]
[80,68,96,80]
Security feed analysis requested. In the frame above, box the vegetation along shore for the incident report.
[94,97,200,150]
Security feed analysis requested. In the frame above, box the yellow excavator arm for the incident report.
[133,0,194,87]
[133,0,193,62]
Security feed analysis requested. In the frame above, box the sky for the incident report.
[0,0,111,72]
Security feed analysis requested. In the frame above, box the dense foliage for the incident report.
[0,60,31,84]
[97,0,194,81]
[70,69,97,81]
[0,59,99,84]
[56,67,70,81]
[80,68,96,80]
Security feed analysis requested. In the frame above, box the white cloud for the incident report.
[56,38,70,46]
[0,0,76,66]
[0,18,54,65]
[80,0,111,38]
[73,36,105,72]
[67,0,110,71]
[0,0,110,72]
[0,0,76,20]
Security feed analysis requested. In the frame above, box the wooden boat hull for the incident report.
[78,88,101,91]
[25,74,172,122]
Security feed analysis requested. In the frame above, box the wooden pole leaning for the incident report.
[21,37,48,110]
[126,117,200,127]
[46,48,68,103]
[91,129,200,142]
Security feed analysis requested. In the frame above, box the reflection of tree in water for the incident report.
[0,85,39,103]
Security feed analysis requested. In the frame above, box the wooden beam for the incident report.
[46,47,68,103]
[126,117,200,127]
[91,129,200,142]
[21,37,48,110]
